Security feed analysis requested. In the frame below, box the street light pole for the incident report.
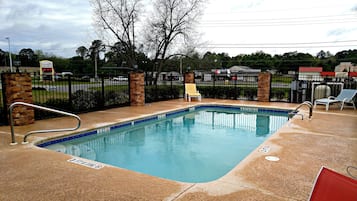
[5,37,13,72]
[94,49,98,80]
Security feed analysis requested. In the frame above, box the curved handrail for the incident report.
[8,102,81,145]
[288,101,313,120]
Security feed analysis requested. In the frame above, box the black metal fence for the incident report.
[0,72,356,125]
[270,74,294,102]
[194,73,356,103]
[31,73,130,120]
[0,74,5,125]
[195,74,259,100]
[194,73,291,101]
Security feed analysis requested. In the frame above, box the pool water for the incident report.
[44,107,288,183]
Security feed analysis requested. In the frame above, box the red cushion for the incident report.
[309,167,357,201]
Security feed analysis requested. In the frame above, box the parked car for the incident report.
[81,76,90,81]
[54,75,62,80]
[112,76,128,81]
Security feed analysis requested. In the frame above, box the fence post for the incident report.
[155,84,158,101]
[170,73,173,99]
[68,75,72,108]
[101,75,105,107]
[213,73,216,98]
[128,72,131,103]
[234,73,238,99]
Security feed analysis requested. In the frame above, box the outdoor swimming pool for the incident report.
[39,105,289,183]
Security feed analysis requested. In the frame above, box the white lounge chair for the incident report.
[314,89,357,111]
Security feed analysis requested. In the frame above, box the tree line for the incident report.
[1,46,356,74]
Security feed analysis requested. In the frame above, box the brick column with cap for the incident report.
[2,73,34,125]
[257,72,272,102]
[184,72,195,83]
[129,72,145,106]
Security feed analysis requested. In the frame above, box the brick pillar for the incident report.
[257,72,271,102]
[2,73,34,125]
[129,72,145,106]
[184,72,195,83]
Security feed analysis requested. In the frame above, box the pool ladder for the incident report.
[288,101,313,120]
[8,102,81,145]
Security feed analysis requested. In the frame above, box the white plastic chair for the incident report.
[314,89,357,111]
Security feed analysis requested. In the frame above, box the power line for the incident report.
[203,40,357,46]
[204,3,355,15]
[199,19,357,27]
[200,18,357,25]
[198,45,357,49]
[202,13,357,23]
[198,40,357,49]
[200,11,357,27]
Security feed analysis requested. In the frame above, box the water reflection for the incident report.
[256,115,270,136]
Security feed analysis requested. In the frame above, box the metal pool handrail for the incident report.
[8,102,81,145]
[288,101,313,120]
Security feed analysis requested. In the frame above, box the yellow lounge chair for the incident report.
[185,83,201,102]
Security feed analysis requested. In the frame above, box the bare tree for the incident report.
[144,0,206,84]
[91,0,141,69]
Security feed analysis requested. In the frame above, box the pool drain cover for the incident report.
[265,156,280,162]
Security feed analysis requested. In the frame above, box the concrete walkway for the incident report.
[0,99,356,200]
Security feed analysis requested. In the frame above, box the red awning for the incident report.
[299,67,323,72]
[349,72,357,77]
[320,72,335,76]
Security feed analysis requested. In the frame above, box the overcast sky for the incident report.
[0,0,356,58]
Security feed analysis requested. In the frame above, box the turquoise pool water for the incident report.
[41,106,288,183]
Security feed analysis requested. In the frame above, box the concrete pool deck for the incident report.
[0,99,356,200]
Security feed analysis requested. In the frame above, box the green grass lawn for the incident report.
[32,80,98,86]
[272,76,293,83]
[32,89,69,103]
[89,85,129,92]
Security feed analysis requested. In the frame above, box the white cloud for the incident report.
[0,0,356,58]
[0,0,94,57]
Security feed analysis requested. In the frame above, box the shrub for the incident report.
[242,88,257,100]
[271,89,289,100]
[45,98,71,109]
[198,86,240,99]
[71,90,98,111]
[34,98,70,120]
[104,90,129,106]
[145,85,181,103]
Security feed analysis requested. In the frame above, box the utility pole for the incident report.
[95,49,98,80]
[180,57,183,74]
[5,37,13,72]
